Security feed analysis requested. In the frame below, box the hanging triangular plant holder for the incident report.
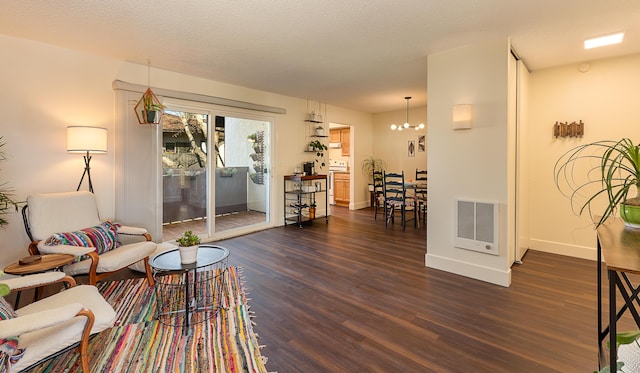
[134,87,164,125]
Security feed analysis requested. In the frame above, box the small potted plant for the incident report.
[143,93,165,124]
[315,125,324,136]
[308,140,328,169]
[176,230,200,264]
[308,201,317,220]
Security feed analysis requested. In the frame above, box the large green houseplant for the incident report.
[554,138,640,228]
[361,156,385,190]
[361,156,384,176]
[0,137,20,228]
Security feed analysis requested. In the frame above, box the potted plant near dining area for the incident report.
[176,230,200,264]
[361,156,385,191]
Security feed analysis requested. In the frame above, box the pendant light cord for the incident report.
[405,96,411,124]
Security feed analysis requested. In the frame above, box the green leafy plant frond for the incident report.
[554,138,640,228]
[361,156,385,176]
[0,138,20,228]
[308,140,328,168]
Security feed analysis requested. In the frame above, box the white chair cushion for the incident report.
[12,285,116,372]
[63,241,157,276]
[27,191,101,241]
[129,242,175,273]
[1,272,66,290]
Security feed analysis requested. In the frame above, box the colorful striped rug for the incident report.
[27,267,269,372]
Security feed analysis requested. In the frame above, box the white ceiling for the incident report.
[1,0,639,113]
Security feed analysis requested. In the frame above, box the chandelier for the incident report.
[390,96,424,131]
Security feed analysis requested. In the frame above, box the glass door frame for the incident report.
[158,98,276,243]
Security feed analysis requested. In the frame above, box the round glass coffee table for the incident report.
[150,244,229,335]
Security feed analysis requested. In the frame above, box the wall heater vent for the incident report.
[454,200,499,256]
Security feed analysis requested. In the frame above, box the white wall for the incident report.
[527,53,640,259]
[0,34,372,268]
[426,38,512,287]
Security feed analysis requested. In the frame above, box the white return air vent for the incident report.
[454,200,499,256]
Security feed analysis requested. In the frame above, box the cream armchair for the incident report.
[0,272,116,372]
[23,191,156,285]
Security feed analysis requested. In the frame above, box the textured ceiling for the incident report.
[1,0,639,113]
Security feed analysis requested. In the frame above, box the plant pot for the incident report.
[144,110,160,124]
[309,207,316,220]
[620,204,640,229]
[179,245,199,264]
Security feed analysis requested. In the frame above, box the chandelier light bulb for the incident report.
[403,122,409,128]
[390,124,397,130]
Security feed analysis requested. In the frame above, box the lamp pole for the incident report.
[76,150,94,193]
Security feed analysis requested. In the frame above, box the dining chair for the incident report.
[383,171,417,230]
[372,170,384,220]
[415,169,428,224]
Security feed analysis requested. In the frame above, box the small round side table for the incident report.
[4,254,75,275]
[3,254,75,307]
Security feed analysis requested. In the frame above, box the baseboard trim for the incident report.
[353,201,370,210]
[425,253,511,287]
[528,239,596,261]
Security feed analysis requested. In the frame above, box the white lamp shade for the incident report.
[67,126,107,153]
[452,104,473,130]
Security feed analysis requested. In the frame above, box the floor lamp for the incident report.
[67,126,107,193]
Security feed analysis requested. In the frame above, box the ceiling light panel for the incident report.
[584,32,624,49]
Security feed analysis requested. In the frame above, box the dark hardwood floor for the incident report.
[14,206,625,372]
[217,206,605,373]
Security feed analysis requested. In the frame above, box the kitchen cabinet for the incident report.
[329,128,350,156]
[329,129,341,143]
[333,172,350,207]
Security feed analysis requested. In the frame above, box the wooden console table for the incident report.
[597,218,640,372]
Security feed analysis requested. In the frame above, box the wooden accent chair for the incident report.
[22,191,156,286]
[0,272,116,372]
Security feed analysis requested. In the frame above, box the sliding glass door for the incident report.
[161,110,209,240]
[160,107,271,242]
[213,115,270,233]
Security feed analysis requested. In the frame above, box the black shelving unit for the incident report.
[284,174,328,227]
